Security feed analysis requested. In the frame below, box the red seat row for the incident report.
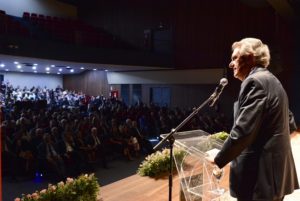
[0,10,30,37]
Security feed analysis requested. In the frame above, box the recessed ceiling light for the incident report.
[46,72,50,74]
[5,69,9,71]
[34,71,37,73]
[33,63,38,66]
[57,72,61,75]
[14,61,19,64]
[0,64,5,67]
[17,65,22,69]
[105,69,108,72]
[32,66,37,70]
[66,66,71,69]
[46,67,50,71]
[59,68,62,72]
[51,65,55,67]
[70,69,74,73]
[80,67,85,70]
[93,68,97,71]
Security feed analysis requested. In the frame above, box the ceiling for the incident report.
[0,54,170,75]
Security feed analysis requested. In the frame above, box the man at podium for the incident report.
[211,38,299,201]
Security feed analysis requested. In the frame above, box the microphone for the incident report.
[209,78,228,107]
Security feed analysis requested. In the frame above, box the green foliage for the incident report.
[210,131,229,141]
[137,148,186,177]
[15,174,100,201]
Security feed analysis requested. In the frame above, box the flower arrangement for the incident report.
[137,148,186,177]
[14,174,100,201]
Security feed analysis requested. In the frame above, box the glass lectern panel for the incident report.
[161,130,231,201]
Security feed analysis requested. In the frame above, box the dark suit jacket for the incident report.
[214,67,299,200]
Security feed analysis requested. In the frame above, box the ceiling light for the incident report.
[93,68,97,71]
[105,69,108,72]
[70,69,74,73]
[32,66,37,70]
[66,66,71,69]
[34,71,37,73]
[33,63,38,66]
[46,72,50,74]
[80,67,85,70]
[14,61,19,64]
[51,65,55,67]
[57,72,61,75]
[59,68,62,72]
[17,65,22,69]
[5,69,9,71]
[20,70,24,72]
[0,64,5,67]
[46,67,50,71]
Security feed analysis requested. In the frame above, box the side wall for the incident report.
[1,72,62,89]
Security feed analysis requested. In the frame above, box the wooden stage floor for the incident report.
[100,132,300,201]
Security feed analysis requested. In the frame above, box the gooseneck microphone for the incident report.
[209,78,228,107]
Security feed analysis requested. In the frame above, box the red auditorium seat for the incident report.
[0,10,6,15]
[7,20,21,34]
[38,14,45,19]
[19,26,30,37]
[52,16,59,23]
[23,12,30,20]
[46,16,52,21]
[30,13,38,24]
[37,14,45,26]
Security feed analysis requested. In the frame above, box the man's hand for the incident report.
[206,154,216,165]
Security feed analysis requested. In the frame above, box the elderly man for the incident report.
[212,38,299,201]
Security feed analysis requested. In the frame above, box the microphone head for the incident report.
[220,78,228,86]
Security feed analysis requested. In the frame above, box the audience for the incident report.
[1,83,230,181]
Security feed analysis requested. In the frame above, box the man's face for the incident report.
[229,48,251,81]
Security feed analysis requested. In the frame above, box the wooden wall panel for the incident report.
[63,71,109,96]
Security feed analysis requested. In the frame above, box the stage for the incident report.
[100,132,300,201]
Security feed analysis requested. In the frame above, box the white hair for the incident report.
[232,38,271,68]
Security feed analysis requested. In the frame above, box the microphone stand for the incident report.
[153,90,219,201]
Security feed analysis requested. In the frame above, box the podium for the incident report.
[161,130,230,201]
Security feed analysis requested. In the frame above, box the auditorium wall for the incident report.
[63,70,110,97]
[78,0,172,49]
[2,72,62,89]
[107,69,235,116]
[0,0,77,18]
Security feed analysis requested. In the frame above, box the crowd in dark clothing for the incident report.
[1,84,230,181]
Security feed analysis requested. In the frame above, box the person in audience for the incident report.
[37,134,66,179]
[119,124,134,161]
[57,131,83,175]
[108,118,125,157]
[85,127,107,168]
[1,124,19,180]
[13,128,35,176]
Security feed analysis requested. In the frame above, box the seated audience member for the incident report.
[13,129,35,176]
[56,131,83,175]
[85,127,107,168]
[108,119,124,156]
[1,124,19,180]
[37,134,66,179]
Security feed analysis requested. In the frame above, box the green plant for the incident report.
[15,174,100,201]
[137,148,186,177]
[210,131,229,141]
